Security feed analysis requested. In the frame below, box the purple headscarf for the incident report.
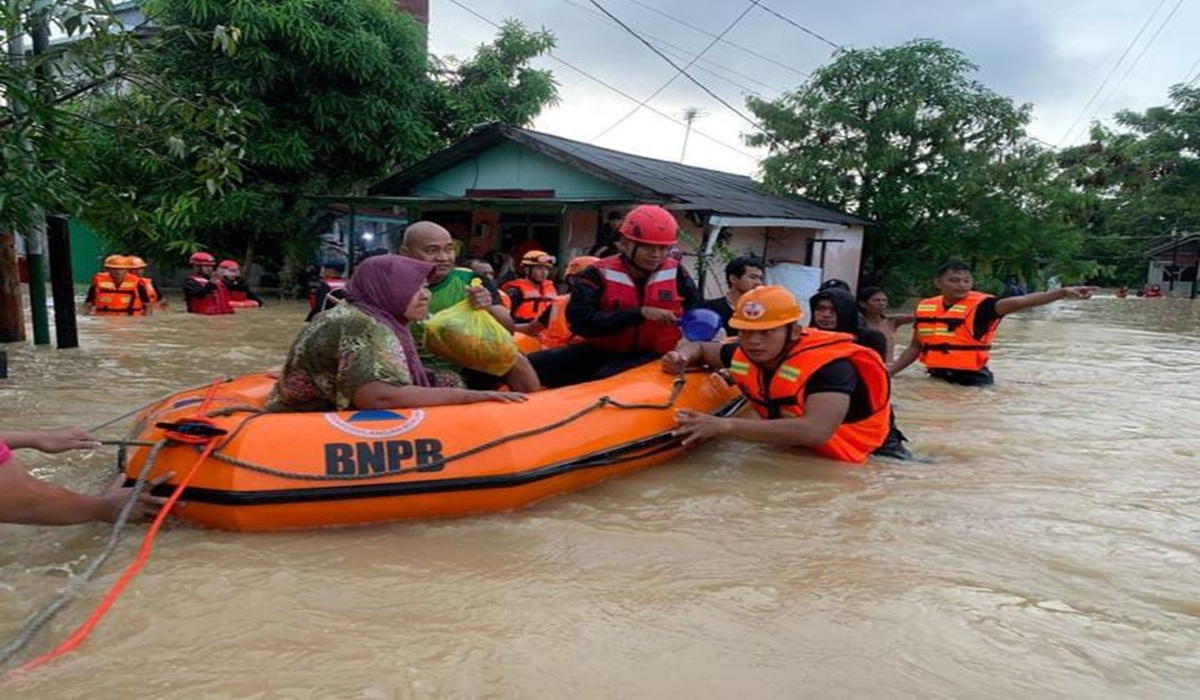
[344,255,435,387]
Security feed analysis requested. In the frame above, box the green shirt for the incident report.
[413,268,499,375]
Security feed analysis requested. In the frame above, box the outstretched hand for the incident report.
[474,391,529,404]
[661,351,687,374]
[671,409,729,448]
[98,471,174,523]
[29,427,102,454]
[1061,286,1099,299]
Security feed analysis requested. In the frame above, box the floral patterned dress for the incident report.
[266,304,459,413]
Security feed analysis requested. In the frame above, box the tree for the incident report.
[746,39,1088,294]
[72,1,558,272]
[1058,84,1200,285]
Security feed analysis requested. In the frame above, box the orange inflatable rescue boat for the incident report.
[122,364,744,531]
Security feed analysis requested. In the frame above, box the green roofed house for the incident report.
[322,123,874,306]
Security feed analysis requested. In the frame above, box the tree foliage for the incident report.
[746,39,1088,294]
[0,0,135,235]
[72,0,558,270]
[1058,84,1200,285]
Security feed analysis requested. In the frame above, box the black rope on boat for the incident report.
[206,374,691,482]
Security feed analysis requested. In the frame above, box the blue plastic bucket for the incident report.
[679,308,722,341]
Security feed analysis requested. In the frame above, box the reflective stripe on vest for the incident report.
[586,255,683,355]
[730,330,891,464]
[92,273,146,315]
[500,277,558,322]
[912,291,997,371]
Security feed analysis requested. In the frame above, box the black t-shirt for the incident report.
[967,296,1001,339]
[701,296,736,335]
[719,343,872,422]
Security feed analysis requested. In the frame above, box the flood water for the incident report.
[1,294,1198,698]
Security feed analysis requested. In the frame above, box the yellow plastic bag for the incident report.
[423,297,519,376]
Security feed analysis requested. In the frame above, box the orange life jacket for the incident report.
[91,272,147,315]
[138,277,161,308]
[538,294,581,349]
[586,256,683,356]
[913,291,999,372]
[500,277,558,322]
[186,275,234,315]
[729,330,891,464]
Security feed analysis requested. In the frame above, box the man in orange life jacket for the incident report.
[890,260,1097,386]
[183,251,234,315]
[528,205,702,387]
[500,250,558,334]
[217,259,264,308]
[661,286,892,464]
[125,255,163,310]
[306,257,349,321]
[535,255,599,349]
[85,255,151,315]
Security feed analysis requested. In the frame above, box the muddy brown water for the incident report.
[1,295,1198,698]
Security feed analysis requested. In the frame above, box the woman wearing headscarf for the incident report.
[268,256,527,412]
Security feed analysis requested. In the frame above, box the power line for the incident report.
[1182,53,1200,85]
[443,0,760,161]
[592,0,759,141]
[587,0,764,132]
[1087,0,1186,124]
[1058,0,1168,145]
[556,0,784,95]
[621,0,809,79]
[751,1,841,50]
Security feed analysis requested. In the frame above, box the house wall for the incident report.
[413,142,634,200]
[694,224,866,299]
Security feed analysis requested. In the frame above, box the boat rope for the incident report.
[0,440,166,668]
[6,380,226,676]
[203,374,690,482]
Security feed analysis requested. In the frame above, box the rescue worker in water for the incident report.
[890,260,1097,386]
[85,255,152,315]
[661,285,892,464]
[184,251,234,315]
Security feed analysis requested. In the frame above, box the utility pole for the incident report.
[24,7,52,345]
[680,107,705,163]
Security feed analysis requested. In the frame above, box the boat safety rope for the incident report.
[206,374,690,482]
[5,380,226,676]
[0,440,166,668]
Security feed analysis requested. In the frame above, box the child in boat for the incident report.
[268,255,527,411]
[0,427,166,525]
[661,286,892,464]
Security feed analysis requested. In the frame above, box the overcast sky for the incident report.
[426,0,1199,177]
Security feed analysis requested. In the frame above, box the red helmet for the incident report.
[618,205,679,245]
[189,252,216,266]
[217,259,240,271]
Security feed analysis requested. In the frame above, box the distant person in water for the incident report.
[306,258,349,321]
[1143,283,1165,298]
[218,260,264,309]
[890,260,1097,386]
[856,286,914,363]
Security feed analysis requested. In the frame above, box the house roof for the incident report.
[1145,233,1199,257]
[370,123,873,227]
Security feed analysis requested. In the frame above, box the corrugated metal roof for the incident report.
[370,124,873,227]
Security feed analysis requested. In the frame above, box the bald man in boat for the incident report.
[399,221,540,392]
